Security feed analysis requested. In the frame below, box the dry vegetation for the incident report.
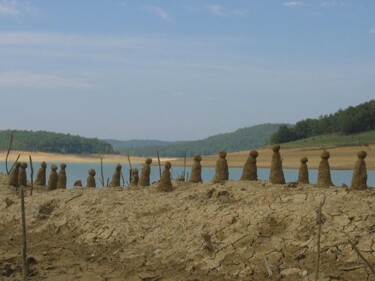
[1,174,375,280]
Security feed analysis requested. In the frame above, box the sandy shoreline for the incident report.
[0,144,374,170]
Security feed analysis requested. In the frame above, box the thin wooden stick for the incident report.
[348,239,375,276]
[100,157,105,187]
[29,156,34,196]
[127,154,132,184]
[121,171,125,188]
[20,186,28,280]
[183,152,187,182]
[9,154,21,174]
[156,151,162,180]
[315,195,326,281]
[5,131,14,175]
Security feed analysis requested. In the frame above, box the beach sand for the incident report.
[1,174,374,280]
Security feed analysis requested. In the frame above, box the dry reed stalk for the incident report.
[5,131,14,175]
[348,239,375,276]
[100,157,105,187]
[20,186,28,280]
[29,156,34,196]
[315,195,326,281]
[156,151,162,180]
[9,154,21,174]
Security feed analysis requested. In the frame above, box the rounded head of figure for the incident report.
[357,151,367,159]
[60,163,67,169]
[21,162,28,169]
[321,151,330,160]
[132,168,139,174]
[165,161,172,170]
[250,150,259,158]
[300,157,308,164]
[51,164,58,171]
[41,161,47,168]
[194,155,202,162]
[272,144,280,152]
[219,150,227,158]
[88,169,96,176]
[146,158,152,165]
[116,164,122,171]
[16,162,22,168]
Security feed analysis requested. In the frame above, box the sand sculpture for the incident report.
[240,150,258,181]
[8,162,21,187]
[269,145,286,184]
[139,158,152,186]
[351,151,368,190]
[316,151,334,188]
[131,168,139,187]
[298,157,309,184]
[111,164,122,187]
[47,164,58,191]
[158,162,173,192]
[213,151,229,183]
[189,155,203,183]
[87,169,96,188]
[57,163,67,189]
[35,161,47,186]
[18,162,28,187]
[74,180,83,187]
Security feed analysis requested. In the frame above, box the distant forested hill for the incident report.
[0,130,114,154]
[105,139,178,150]
[115,123,282,157]
[271,100,375,144]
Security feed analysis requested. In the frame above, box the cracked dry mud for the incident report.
[0,173,375,281]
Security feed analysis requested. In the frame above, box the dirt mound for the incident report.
[1,173,375,280]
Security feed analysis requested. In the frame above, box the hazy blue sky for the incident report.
[0,0,374,141]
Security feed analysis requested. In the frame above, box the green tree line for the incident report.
[271,100,375,144]
[0,130,114,154]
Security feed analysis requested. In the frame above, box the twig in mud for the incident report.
[29,156,34,196]
[183,152,187,182]
[9,154,21,175]
[315,194,326,281]
[348,239,375,276]
[127,153,133,184]
[264,257,272,277]
[5,131,14,175]
[20,186,28,280]
[156,151,162,180]
[65,193,83,204]
[121,171,125,188]
[100,157,105,187]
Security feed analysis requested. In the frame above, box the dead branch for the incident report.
[315,194,326,281]
[29,156,34,196]
[348,239,375,276]
[20,186,28,280]
[5,131,14,175]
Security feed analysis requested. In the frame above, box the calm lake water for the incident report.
[1,160,374,188]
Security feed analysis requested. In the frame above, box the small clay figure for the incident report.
[240,150,258,181]
[139,158,152,186]
[57,163,67,189]
[74,180,83,187]
[35,161,47,186]
[47,164,58,191]
[111,164,122,187]
[298,157,309,184]
[131,168,139,187]
[213,151,229,183]
[18,162,28,187]
[189,155,203,183]
[316,151,334,188]
[87,169,96,188]
[9,162,21,187]
[157,162,173,192]
[269,145,286,184]
[351,151,368,190]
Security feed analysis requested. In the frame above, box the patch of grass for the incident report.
[282,130,375,148]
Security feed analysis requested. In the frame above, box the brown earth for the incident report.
[1,173,375,280]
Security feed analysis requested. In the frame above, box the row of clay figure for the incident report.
[8,145,369,191]
[8,161,67,190]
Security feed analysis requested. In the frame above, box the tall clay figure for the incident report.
[298,157,309,184]
[316,151,334,188]
[57,163,67,189]
[240,150,258,181]
[111,164,122,187]
[47,164,58,191]
[351,151,368,190]
[140,158,152,186]
[269,145,285,184]
[9,162,21,187]
[18,162,28,187]
[35,161,47,186]
[158,162,173,192]
[213,151,229,182]
[189,155,203,183]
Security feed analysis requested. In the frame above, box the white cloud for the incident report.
[207,4,224,16]
[368,28,375,34]
[0,72,92,89]
[140,5,172,21]
[231,9,249,17]
[320,1,350,8]
[0,0,37,17]
[283,2,304,7]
